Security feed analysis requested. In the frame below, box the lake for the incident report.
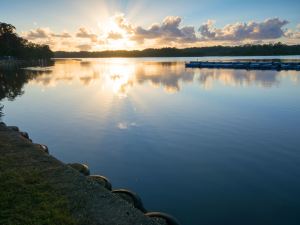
[1,57,300,225]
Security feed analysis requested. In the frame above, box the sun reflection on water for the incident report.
[26,59,300,97]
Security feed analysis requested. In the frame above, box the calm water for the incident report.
[1,57,300,225]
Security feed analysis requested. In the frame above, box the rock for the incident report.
[88,175,112,190]
[112,189,147,213]
[20,131,29,139]
[68,163,90,176]
[32,144,49,154]
[145,212,181,225]
[39,144,49,153]
[7,126,19,131]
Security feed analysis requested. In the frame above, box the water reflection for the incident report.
[197,69,281,89]
[0,59,298,103]
[0,68,47,117]
[23,59,299,96]
[2,58,300,225]
[0,69,45,101]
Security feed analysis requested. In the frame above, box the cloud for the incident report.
[286,30,300,39]
[114,14,134,33]
[76,27,98,42]
[77,44,92,51]
[25,28,72,40]
[21,15,299,51]
[198,18,289,41]
[52,32,72,38]
[114,15,291,46]
[107,31,123,40]
[25,28,52,39]
[132,16,197,43]
[285,24,300,39]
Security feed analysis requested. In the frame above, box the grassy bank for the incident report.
[0,158,76,225]
[0,124,76,225]
[0,123,166,225]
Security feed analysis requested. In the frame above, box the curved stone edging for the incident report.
[0,122,180,225]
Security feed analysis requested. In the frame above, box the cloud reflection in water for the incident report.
[25,59,299,96]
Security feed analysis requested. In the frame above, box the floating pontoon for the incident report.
[185,61,300,70]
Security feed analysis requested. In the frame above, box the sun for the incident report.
[96,14,135,50]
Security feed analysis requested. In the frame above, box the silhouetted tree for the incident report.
[0,22,53,59]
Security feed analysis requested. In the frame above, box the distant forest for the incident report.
[55,43,300,58]
[1,21,300,59]
[0,22,53,59]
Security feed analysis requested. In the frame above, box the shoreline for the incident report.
[0,122,174,225]
[0,59,53,69]
[53,54,300,59]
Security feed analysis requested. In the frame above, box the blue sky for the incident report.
[1,0,299,50]
[2,0,300,30]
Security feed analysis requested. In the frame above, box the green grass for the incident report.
[0,158,77,225]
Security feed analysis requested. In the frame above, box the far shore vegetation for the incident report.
[55,43,300,58]
[0,22,53,59]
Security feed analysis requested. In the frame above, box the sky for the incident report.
[1,0,300,51]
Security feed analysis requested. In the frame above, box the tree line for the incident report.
[0,22,53,59]
[55,43,300,58]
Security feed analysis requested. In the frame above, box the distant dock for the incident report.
[185,61,300,71]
